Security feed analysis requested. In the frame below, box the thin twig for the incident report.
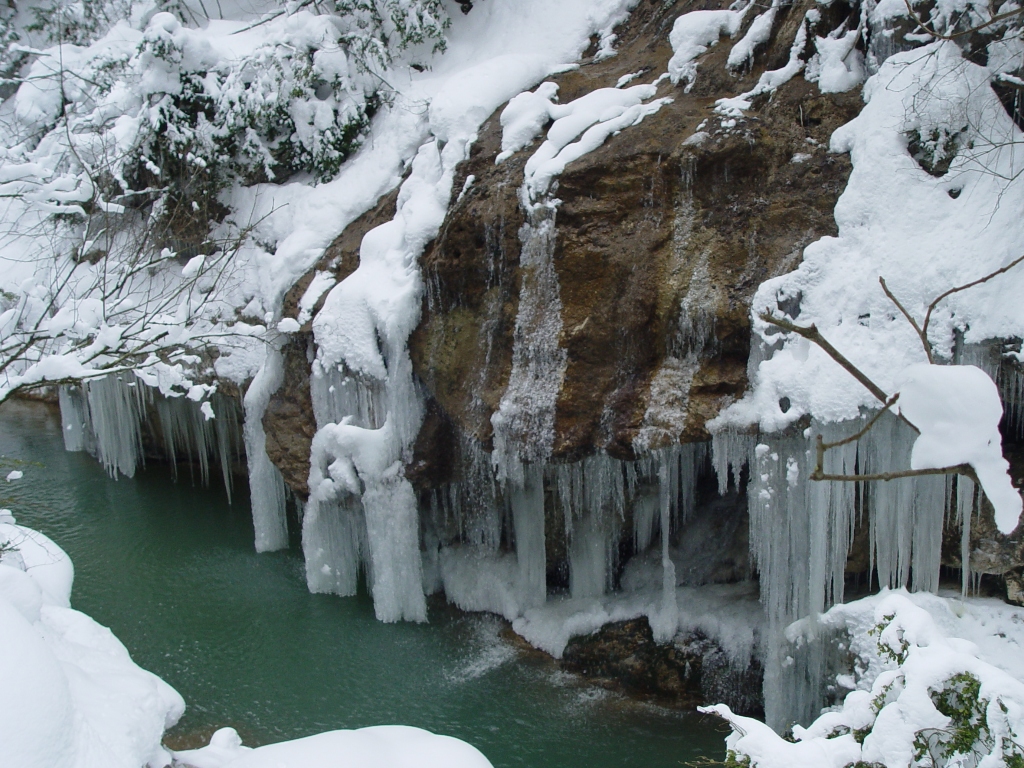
[921,252,1024,342]
[879,277,933,363]
[813,464,976,482]
[900,0,1024,41]
[759,311,891,403]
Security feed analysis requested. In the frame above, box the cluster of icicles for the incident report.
[55,340,1023,731]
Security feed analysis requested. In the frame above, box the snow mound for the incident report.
[0,521,184,768]
[667,8,748,89]
[706,590,1024,768]
[174,725,494,768]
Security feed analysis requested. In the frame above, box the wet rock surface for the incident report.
[560,618,764,715]
[410,0,860,466]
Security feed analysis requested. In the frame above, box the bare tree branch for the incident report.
[921,252,1024,342]
[758,311,891,404]
[879,277,933,363]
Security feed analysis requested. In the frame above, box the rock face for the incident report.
[248,0,1024,709]
[408,0,860,463]
[265,0,862,490]
[561,618,764,716]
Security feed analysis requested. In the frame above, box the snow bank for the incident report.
[717,40,1024,433]
[706,590,1024,768]
[0,520,184,768]
[174,725,494,768]
[497,81,671,197]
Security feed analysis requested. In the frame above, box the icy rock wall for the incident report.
[431,441,709,621]
[490,200,566,481]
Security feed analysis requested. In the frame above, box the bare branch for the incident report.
[758,311,891,404]
[921,252,1024,342]
[813,465,973,481]
[900,0,1024,41]
[879,277,933,363]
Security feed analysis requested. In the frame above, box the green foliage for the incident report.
[869,612,910,665]
[908,672,1024,767]
[27,0,135,46]
[723,751,752,768]
[906,126,969,178]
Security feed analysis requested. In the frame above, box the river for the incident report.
[0,399,725,767]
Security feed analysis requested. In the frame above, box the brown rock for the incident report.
[560,618,763,715]
[410,0,861,466]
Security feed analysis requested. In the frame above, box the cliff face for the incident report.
[410,0,860,465]
[265,0,860,490]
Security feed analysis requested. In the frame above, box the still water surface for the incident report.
[0,400,725,767]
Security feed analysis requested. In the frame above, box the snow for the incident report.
[0,520,184,768]
[727,2,779,71]
[174,725,494,768]
[716,40,1024,434]
[441,534,764,660]
[896,363,1022,533]
[707,590,1024,767]
[667,7,749,90]
[806,29,866,94]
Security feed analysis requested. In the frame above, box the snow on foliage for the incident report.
[706,590,1024,768]
[0,0,448,402]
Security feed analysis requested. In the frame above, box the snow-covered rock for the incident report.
[174,725,494,768]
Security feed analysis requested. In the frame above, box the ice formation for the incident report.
[58,374,242,492]
[243,346,289,552]
[706,17,1024,731]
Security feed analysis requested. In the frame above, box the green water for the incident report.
[0,399,726,767]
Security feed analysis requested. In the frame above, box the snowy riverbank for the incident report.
[0,514,494,768]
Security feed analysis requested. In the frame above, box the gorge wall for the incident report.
[53,0,1024,728]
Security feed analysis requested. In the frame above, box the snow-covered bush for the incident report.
[706,592,1024,768]
[0,0,448,400]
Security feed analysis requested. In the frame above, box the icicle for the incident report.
[243,346,289,553]
[362,464,427,622]
[650,459,679,642]
[58,385,90,452]
[711,430,755,496]
[83,372,149,478]
[511,463,546,609]
[303,496,365,596]
[490,200,567,482]
[859,411,946,592]
[310,362,387,430]
[633,489,659,554]
[958,474,976,596]
[569,511,607,599]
